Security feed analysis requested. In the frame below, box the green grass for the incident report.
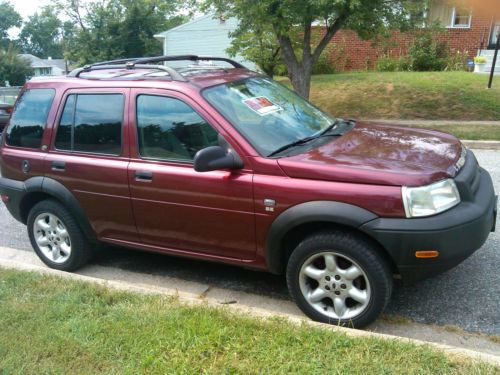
[394,123,500,141]
[305,72,500,121]
[0,269,497,374]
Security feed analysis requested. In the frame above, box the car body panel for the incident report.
[277,122,462,187]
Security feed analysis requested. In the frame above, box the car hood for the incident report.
[277,121,463,186]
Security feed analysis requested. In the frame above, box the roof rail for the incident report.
[68,64,187,81]
[67,55,246,81]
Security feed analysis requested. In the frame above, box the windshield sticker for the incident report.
[243,96,282,116]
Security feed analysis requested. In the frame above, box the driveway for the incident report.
[1,149,499,336]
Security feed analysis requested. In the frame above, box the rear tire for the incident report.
[286,230,392,328]
[27,199,93,271]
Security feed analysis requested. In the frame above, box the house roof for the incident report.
[154,14,215,39]
[19,54,67,71]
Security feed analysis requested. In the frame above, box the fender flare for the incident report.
[265,201,378,274]
[20,177,97,242]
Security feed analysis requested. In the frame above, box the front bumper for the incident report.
[361,151,497,283]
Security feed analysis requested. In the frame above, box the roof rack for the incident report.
[68,55,247,81]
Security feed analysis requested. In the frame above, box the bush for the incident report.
[312,51,335,74]
[408,27,449,71]
[0,46,32,86]
[444,50,469,71]
[376,55,410,72]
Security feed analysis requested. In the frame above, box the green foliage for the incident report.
[376,55,410,72]
[444,50,469,72]
[19,6,64,59]
[227,26,285,78]
[54,0,189,65]
[0,47,33,86]
[408,27,449,71]
[0,1,22,49]
[376,27,469,73]
[204,0,427,98]
[312,51,335,75]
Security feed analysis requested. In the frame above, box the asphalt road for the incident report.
[1,149,499,335]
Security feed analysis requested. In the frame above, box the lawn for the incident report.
[306,72,500,121]
[389,123,500,141]
[0,268,497,374]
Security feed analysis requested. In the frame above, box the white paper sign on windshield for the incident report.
[243,96,282,116]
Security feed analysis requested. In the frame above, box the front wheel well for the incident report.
[277,221,398,276]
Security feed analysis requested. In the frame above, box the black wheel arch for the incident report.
[19,177,97,243]
[265,201,394,274]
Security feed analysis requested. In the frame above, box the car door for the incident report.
[44,88,137,242]
[128,89,256,260]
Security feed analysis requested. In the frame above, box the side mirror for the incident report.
[194,135,244,172]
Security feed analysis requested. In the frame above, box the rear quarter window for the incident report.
[6,88,55,149]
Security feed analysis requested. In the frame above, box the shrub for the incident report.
[0,46,33,86]
[444,50,469,71]
[376,55,410,72]
[408,27,449,71]
[312,51,335,74]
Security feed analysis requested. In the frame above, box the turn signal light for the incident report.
[0,194,10,203]
[415,250,439,259]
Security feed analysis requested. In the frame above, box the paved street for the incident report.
[1,149,499,335]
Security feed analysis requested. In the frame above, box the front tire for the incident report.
[287,230,392,328]
[27,199,93,271]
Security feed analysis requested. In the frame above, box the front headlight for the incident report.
[402,179,460,218]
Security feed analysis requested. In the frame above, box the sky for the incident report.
[9,0,52,20]
[7,0,53,37]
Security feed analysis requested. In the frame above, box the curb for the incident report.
[1,257,499,367]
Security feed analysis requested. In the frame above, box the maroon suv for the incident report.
[0,56,497,327]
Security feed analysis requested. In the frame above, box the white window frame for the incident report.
[448,7,472,29]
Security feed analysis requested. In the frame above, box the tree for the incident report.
[0,46,33,86]
[226,26,286,78]
[54,0,189,65]
[0,1,22,49]
[19,6,64,58]
[205,0,426,98]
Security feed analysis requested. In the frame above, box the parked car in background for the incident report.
[0,56,497,328]
[0,103,13,142]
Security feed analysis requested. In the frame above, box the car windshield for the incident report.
[203,77,336,157]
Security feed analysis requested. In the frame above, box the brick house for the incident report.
[326,0,500,72]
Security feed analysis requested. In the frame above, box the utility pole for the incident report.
[488,30,500,89]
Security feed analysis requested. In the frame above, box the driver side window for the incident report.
[136,95,218,161]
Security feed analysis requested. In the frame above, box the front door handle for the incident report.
[135,170,153,181]
[51,160,66,171]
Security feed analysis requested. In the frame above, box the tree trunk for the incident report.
[288,63,312,99]
[274,15,346,99]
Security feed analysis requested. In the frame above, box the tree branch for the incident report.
[311,15,346,63]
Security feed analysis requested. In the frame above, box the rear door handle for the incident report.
[135,170,153,181]
[51,160,66,171]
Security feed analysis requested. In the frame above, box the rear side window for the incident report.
[55,94,123,155]
[6,89,55,149]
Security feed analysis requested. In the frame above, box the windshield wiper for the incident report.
[267,136,317,157]
[267,120,355,158]
[317,120,341,137]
